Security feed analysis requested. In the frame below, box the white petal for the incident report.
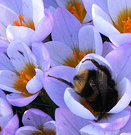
[15,126,41,135]
[92,4,119,37]
[26,69,43,94]
[64,88,96,120]
[0,70,19,93]
[7,40,37,73]
[6,25,34,45]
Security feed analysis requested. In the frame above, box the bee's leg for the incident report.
[48,75,74,88]
[94,112,105,122]
[82,59,111,79]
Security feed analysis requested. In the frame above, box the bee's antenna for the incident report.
[48,75,74,88]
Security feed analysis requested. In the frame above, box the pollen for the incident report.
[14,63,36,96]
[67,1,86,23]
[73,51,85,63]
[122,17,131,33]
[13,14,26,27]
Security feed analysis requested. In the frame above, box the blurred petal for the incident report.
[55,108,89,135]
[6,92,39,107]
[43,66,76,107]
[91,109,130,131]
[0,98,13,127]
[2,114,19,135]
[80,123,119,135]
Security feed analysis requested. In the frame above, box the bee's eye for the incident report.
[73,75,79,80]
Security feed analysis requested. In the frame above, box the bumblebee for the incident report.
[48,59,118,121]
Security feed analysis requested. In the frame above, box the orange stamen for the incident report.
[73,51,86,63]
[17,70,32,84]
[13,14,26,27]
[123,17,131,33]
[67,1,86,23]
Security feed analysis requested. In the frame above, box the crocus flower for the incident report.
[44,44,131,133]
[45,7,103,68]
[15,108,56,135]
[0,90,19,135]
[44,0,90,23]
[0,40,50,107]
[0,0,53,46]
[92,0,131,46]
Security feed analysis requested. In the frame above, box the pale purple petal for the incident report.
[44,121,56,132]
[45,41,73,66]
[0,52,14,71]
[32,42,50,71]
[55,108,89,135]
[0,70,19,93]
[43,66,76,107]
[7,41,37,73]
[79,25,103,55]
[6,92,40,107]
[32,9,54,42]
[64,88,96,120]
[52,7,82,49]
[102,41,115,57]
[0,98,13,127]
[22,108,52,127]
[120,106,131,133]
[105,44,131,82]
[80,124,119,135]
[109,33,131,47]
[26,69,43,94]
[2,114,19,135]
[91,109,130,131]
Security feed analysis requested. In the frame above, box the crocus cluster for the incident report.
[0,0,130,135]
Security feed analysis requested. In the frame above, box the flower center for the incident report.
[14,63,36,96]
[0,126,1,131]
[32,129,56,135]
[113,9,131,33]
[13,14,35,30]
[63,49,94,67]
[122,17,131,33]
[66,1,86,23]
[13,14,26,27]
